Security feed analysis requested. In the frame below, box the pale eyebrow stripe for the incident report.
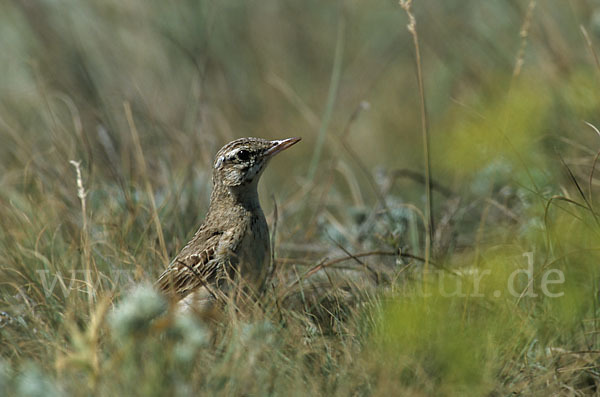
[215,155,225,168]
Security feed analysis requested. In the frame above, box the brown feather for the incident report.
[154,137,300,307]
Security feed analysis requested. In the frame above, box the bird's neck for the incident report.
[207,179,261,220]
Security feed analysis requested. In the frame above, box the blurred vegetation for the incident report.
[2,0,600,395]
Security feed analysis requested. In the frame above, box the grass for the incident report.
[1,0,600,395]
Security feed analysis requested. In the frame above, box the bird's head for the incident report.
[213,137,301,188]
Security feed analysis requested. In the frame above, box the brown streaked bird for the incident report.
[156,136,301,311]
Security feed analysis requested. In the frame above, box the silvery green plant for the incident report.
[0,359,10,395]
[109,283,167,339]
[171,314,209,364]
[16,363,60,397]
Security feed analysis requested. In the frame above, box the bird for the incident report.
[156,136,301,311]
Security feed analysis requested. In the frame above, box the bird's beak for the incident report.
[265,137,301,157]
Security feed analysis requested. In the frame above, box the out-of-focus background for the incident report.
[2,0,600,395]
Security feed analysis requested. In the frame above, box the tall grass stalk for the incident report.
[513,1,536,78]
[399,0,432,277]
[497,1,544,203]
[307,16,345,180]
[124,102,168,263]
[69,160,95,314]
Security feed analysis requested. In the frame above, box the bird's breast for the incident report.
[236,211,270,285]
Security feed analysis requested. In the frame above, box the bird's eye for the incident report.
[236,150,251,162]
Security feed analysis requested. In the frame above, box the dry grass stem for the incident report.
[124,101,168,264]
[69,159,95,313]
[399,0,432,277]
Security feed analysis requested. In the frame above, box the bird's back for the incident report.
[156,204,270,305]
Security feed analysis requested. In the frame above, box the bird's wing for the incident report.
[156,223,247,300]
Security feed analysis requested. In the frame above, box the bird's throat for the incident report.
[208,179,262,220]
